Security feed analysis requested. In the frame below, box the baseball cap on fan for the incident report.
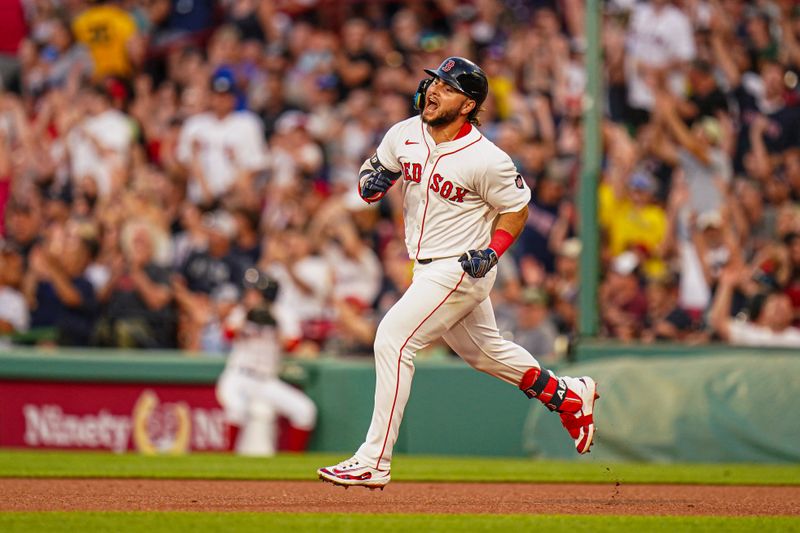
[211,282,240,303]
[696,210,723,231]
[202,210,237,238]
[275,110,308,134]
[628,171,657,193]
[611,251,639,276]
[210,70,236,94]
[559,238,582,259]
[520,286,549,306]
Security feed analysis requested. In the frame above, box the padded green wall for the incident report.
[2,346,798,461]
[522,354,800,463]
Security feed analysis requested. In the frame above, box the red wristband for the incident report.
[488,229,514,257]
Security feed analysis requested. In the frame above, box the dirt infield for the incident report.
[2,479,799,516]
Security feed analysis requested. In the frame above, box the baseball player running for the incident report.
[318,57,598,489]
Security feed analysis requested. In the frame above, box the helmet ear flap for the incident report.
[413,78,433,111]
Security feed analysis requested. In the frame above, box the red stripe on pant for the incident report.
[375,272,467,469]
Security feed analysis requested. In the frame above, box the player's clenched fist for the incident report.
[360,170,398,202]
[359,153,401,203]
[459,248,498,278]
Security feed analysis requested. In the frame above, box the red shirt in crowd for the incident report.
[0,0,26,55]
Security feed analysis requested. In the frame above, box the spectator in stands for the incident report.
[268,111,324,188]
[23,227,98,346]
[262,226,333,353]
[335,18,375,95]
[642,276,705,343]
[689,209,741,296]
[709,265,800,347]
[517,159,570,273]
[19,16,92,99]
[180,210,251,296]
[599,166,667,280]
[66,83,133,199]
[177,70,267,207]
[547,237,581,335]
[0,0,25,91]
[93,220,175,348]
[4,199,41,259]
[511,287,559,362]
[625,0,695,127]
[161,0,216,42]
[600,252,648,341]
[0,244,28,335]
[375,237,413,320]
[329,296,377,357]
[784,232,800,323]
[680,60,729,123]
[230,207,261,264]
[72,0,140,80]
[648,88,733,219]
[311,200,382,308]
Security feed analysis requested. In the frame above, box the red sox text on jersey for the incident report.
[376,115,530,261]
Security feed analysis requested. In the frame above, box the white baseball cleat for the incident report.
[317,455,391,490]
[558,376,599,454]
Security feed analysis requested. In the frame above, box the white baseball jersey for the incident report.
[221,306,281,378]
[354,115,543,472]
[67,109,132,197]
[216,305,316,432]
[372,116,531,260]
[177,111,268,203]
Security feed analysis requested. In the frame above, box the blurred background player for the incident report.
[216,267,316,455]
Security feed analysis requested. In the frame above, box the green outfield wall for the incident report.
[523,352,800,463]
[0,345,797,461]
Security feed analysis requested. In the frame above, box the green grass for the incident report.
[0,513,798,533]
[0,450,799,485]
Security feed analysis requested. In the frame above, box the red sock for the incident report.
[226,424,241,451]
[283,426,313,452]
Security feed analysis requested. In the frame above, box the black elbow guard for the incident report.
[368,153,401,180]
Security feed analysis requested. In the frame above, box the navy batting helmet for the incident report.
[423,57,489,109]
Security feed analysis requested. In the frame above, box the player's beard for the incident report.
[422,105,461,127]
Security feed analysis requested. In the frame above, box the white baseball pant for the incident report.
[216,371,317,430]
[355,258,540,470]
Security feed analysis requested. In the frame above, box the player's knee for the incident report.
[224,407,248,427]
[247,400,277,423]
[373,330,400,359]
[292,397,317,430]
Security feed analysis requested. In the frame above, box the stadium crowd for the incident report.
[1,0,799,358]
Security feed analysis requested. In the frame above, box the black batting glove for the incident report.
[360,170,398,202]
[459,248,499,278]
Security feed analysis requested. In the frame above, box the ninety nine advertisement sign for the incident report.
[0,381,230,453]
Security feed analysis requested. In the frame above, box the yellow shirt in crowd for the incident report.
[488,75,515,120]
[73,5,136,79]
[598,182,667,278]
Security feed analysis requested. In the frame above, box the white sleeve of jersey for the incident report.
[670,10,696,62]
[233,113,269,171]
[374,121,405,174]
[475,150,531,214]
[176,118,197,166]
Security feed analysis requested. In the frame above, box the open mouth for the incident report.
[426,97,439,112]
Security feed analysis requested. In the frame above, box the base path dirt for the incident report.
[1,479,798,516]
